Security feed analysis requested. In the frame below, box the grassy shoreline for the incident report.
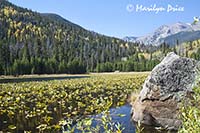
[0,72,150,79]
[0,72,150,84]
[0,74,90,80]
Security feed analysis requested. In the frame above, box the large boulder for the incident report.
[132,52,199,130]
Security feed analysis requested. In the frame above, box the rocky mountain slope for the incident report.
[125,22,200,46]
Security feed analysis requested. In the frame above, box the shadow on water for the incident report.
[0,76,90,83]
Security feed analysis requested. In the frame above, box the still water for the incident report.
[65,104,169,133]
[64,104,135,133]
[90,104,136,133]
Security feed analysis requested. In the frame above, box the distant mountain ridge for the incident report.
[124,22,200,46]
[123,36,137,42]
[41,13,82,28]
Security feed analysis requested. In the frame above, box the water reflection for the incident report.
[64,104,172,133]
[91,104,136,133]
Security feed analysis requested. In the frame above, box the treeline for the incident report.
[186,40,200,60]
[190,48,200,60]
[96,54,160,72]
[156,40,200,61]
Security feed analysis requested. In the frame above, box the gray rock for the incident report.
[132,52,199,130]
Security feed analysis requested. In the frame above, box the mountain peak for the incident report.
[125,22,200,46]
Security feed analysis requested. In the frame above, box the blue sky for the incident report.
[9,0,200,38]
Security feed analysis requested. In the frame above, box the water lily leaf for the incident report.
[36,124,47,129]
[8,125,16,130]
[84,118,93,126]
[117,114,126,117]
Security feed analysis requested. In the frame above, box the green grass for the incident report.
[179,86,200,133]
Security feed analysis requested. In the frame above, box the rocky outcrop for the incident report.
[132,52,199,130]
